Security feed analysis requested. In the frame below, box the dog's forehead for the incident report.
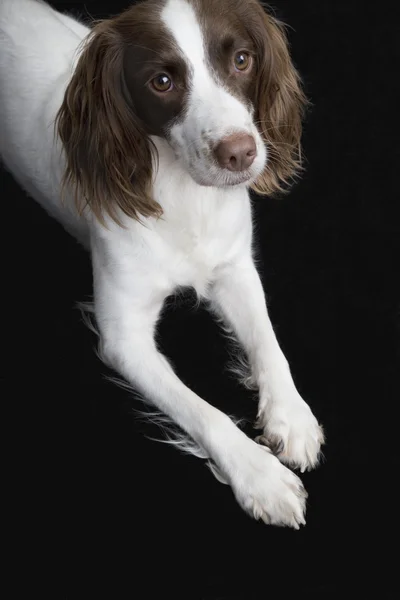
[160,0,253,67]
[161,0,205,68]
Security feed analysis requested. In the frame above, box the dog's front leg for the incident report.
[210,258,325,473]
[91,249,307,528]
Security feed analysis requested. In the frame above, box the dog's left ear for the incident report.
[250,4,308,197]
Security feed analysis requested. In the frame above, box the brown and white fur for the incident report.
[0,0,324,528]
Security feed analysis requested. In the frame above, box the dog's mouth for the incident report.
[169,139,263,189]
[219,176,253,188]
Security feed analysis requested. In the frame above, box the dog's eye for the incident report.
[233,52,251,72]
[151,74,173,92]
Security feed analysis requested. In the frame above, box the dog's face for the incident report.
[123,0,266,188]
[57,0,307,224]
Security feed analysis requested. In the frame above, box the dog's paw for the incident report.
[256,394,325,473]
[214,438,307,529]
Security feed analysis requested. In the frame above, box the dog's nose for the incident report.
[214,133,257,172]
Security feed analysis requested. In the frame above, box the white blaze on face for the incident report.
[160,0,267,187]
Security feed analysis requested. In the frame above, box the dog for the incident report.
[0,0,324,528]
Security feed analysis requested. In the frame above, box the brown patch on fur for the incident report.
[122,9,189,137]
[190,0,257,108]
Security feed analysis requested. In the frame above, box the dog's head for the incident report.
[57,0,307,224]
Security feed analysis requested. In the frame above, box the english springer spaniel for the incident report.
[0,0,324,528]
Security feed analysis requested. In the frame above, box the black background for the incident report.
[4,0,400,598]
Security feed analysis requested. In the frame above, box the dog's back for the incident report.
[0,0,90,241]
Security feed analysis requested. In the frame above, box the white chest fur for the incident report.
[92,139,253,298]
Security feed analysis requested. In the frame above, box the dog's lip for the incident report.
[188,160,259,188]
[224,174,252,186]
[219,172,255,187]
[195,174,252,188]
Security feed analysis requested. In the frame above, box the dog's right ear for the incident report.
[56,20,161,226]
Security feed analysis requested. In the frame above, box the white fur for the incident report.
[0,0,324,528]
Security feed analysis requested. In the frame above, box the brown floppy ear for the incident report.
[250,5,308,197]
[56,21,161,226]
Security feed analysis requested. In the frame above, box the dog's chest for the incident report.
[96,153,254,298]
[151,185,251,294]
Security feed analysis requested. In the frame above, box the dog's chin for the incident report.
[187,165,257,189]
